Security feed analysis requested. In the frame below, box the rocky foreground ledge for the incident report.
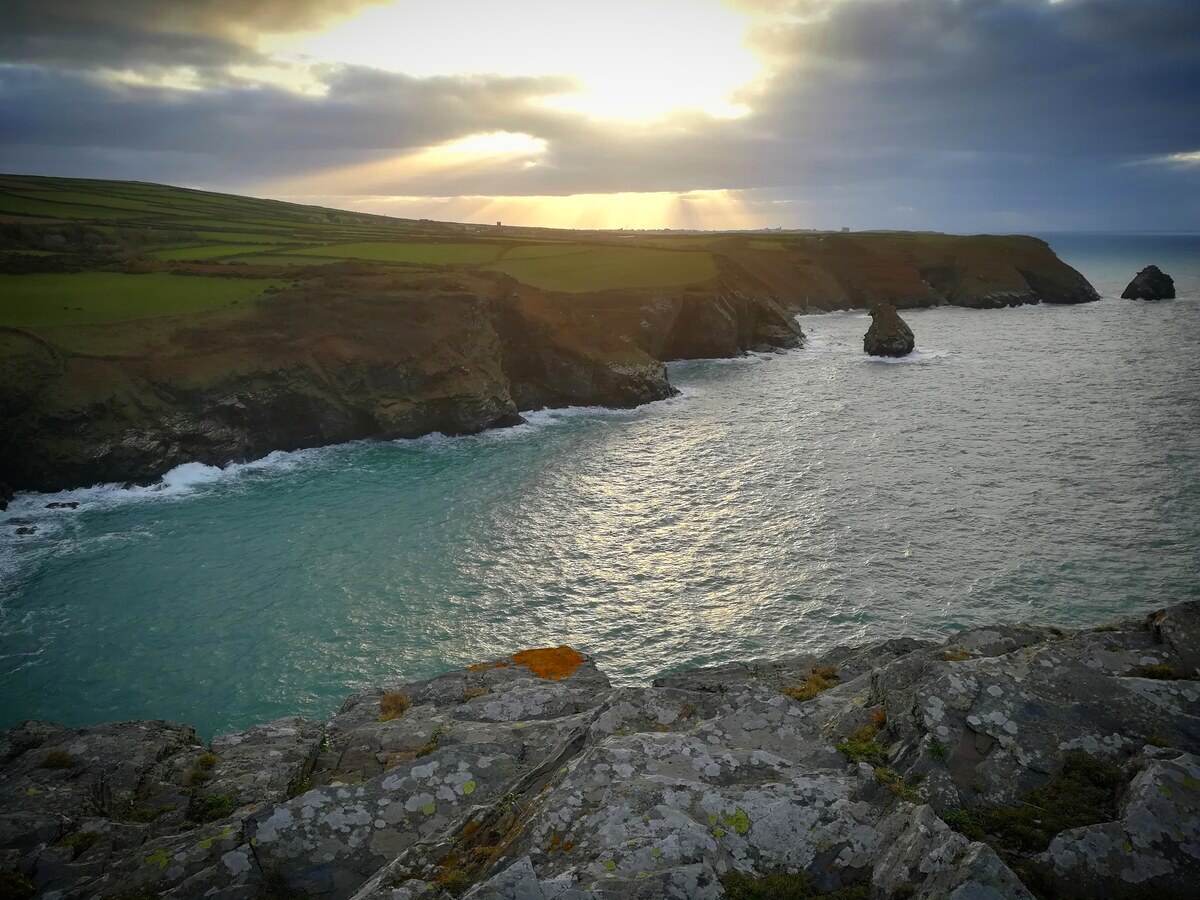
[3,606,1199,900]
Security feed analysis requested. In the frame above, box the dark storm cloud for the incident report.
[0,65,575,184]
[0,0,387,66]
[1,0,1198,229]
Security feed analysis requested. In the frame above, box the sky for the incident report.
[1,0,1198,231]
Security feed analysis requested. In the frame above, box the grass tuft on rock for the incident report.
[61,829,102,859]
[1127,663,1197,681]
[940,649,972,662]
[40,749,77,769]
[874,767,923,802]
[782,666,840,702]
[195,751,219,770]
[836,724,888,765]
[192,793,236,823]
[379,692,412,722]
[0,869,35,900]
[941,751,1125,856]
[721,869,869,899]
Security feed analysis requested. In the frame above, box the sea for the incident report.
[1,233,1197,738]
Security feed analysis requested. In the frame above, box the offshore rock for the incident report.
[2,609,1198,898]
[864,303,916,357]
[1122,265,1176,300]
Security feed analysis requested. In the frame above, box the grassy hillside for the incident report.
[0,174,737,326]
[0,174,1098,337]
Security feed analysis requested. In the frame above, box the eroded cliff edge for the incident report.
[2,602,1197,899]
[0,233,1097,493]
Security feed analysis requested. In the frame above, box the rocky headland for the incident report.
[0,233,1098,494]
[1121,266,1176,301]
[2,602,1198,899]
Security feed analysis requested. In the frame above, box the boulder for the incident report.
[864,303,915,357]
[1122,265,1176,300]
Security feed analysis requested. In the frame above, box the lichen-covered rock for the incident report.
[1122,265,1176,300]
[207,716,325,809]
[4,610,1200,899]
[1032,749,1200,897]
[863,303,916,357]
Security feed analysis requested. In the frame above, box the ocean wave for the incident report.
[3,391,692,522]
[2,445,352,526]
[864,348,952,365]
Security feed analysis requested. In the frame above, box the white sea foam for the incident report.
[864,348,952,365]
[2,445,349,524]
[799,331,837,354]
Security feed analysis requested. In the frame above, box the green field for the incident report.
[292,241,507,264]
[0,175,741,323]
[486,247,716,292]
[499,243,591,260]
[222,254,339,266]
[0,273,282,326]
[0,194,144,219]
[147,244,292,261]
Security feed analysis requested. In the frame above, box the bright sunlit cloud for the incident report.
[264,0,762,120]
[261,132,549,196]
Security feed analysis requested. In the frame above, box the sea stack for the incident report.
[1121,265,1175,300]
[864,302,916,357]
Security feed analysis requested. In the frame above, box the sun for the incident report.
[263,0,762,121]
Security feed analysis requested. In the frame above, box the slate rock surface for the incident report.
[1,614,1198,899]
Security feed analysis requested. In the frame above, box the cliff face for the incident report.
[2,603,1197,900]
[722,233,1099,311]
[0,233,1096,494]
[0,267,803,493]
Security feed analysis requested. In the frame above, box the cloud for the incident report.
[0,1,388,67]
[0,0,1198,230]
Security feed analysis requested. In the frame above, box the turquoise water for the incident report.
[2,235,1198,738]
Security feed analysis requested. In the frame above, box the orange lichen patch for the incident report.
[467,661,509,672]
[511,646,586,680]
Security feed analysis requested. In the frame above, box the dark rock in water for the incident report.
[864,302,916,357]
[0,482,11,512]
[1122,265,1176,300]
[15,525,36,535]
[44,501,79,510]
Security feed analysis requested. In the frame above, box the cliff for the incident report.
[717,232,1099,312]
[2,602,1197,899]
[1,216,1098,494]
[0,264,802,493]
